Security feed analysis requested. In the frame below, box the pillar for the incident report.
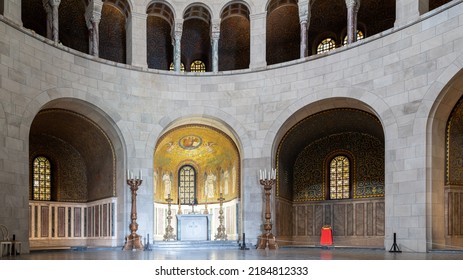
[173,21,183,73]
[395,0,429,27]
[85,0,103,57]
[127,12,148,68]
[249,12,267,69]
[345,0,360,45]
[211,20,220,73]
[50,0,60,44]
[42,0,52,40]
[2,0,23,26]
[42,0,60,43]
[298,0,310,58]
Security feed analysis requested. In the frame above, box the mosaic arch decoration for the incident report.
[153,124,240,204]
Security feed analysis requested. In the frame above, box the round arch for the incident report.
[426,66,463,250]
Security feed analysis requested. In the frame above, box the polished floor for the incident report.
[3,246,463,260]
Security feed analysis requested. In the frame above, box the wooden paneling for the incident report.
[285,198,385,242]
[355,203,364,236]
[40,206,49,237]
[58,207,66,237]
[74,208,81,237]
[447,190,463,236]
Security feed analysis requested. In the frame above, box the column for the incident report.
[249,12,267,69]
[42,0,61,43]
[345,0,360,45]
[85,0,103,56]
[2,0,23,26]
[173,21,183,73]
[298,0,309,58]
[42,0,53,40]
[211,20,220,73]
[126,12,148,68]
[50,0,60,44]
[395,0,429,27]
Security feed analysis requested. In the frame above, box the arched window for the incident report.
[317,38,336,54]
[343,30,364,45]
[169,62,185,72]
[190,60,206,72]
[329,155,350,199]
[179,165,196,205]
[32,156,52,201]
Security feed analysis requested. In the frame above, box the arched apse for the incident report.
[152,117,242,241]
[274,100,385,247]
[427,68,463,250]
[28,98,127,248]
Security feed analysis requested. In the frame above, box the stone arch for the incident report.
[425,55,463,250]
[27,97,129,247]
[272,97,386,247]
[151,113,246,241]
[145,106,251,160]
[266,91,391,161]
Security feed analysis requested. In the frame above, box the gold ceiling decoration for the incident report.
[153,124,240,203]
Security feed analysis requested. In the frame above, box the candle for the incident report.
[139,169,142,179]
[127,169,130,179]
[260,170,262,180]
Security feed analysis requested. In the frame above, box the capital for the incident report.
[345,0,360,9]
[49,0,61,7]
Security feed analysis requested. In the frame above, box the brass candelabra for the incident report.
[257,169,278,250]
[163,194,177,241]
[214,193,227,240]
[123,176,144,251]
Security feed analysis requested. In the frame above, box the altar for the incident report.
[176,214,212,241]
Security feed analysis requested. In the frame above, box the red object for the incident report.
[320,226,333,246]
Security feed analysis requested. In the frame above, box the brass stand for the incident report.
[163,194,177,241]
[257,175,278,250]
[123,178,144,251]
[214,193,227,240]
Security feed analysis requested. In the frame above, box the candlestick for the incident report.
[257,168,278,250]
[163,194,177,241]
[123,176,144,251]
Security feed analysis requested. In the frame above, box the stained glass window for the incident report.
[179,165,196,205]
[329,155,350,199]
[33,156,51,201]
[317,38,336,54]
[190,60,206,72]
[169,62,185,71]
[343,30,364,45]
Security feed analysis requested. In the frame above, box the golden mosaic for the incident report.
[153,124,240,204]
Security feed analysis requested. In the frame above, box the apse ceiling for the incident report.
[278,108,384,166]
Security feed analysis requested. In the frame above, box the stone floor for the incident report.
[3,246,463,260]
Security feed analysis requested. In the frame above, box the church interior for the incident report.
[2,0,463,259]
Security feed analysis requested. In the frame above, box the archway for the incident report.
[428,69,463,250]
[275,106,385,247]
[28,98,126,248]
[153,123,241,241]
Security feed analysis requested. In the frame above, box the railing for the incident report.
[29,198,117,248]
[153,199,239,241]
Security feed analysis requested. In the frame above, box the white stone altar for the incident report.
[176,214,212,241]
